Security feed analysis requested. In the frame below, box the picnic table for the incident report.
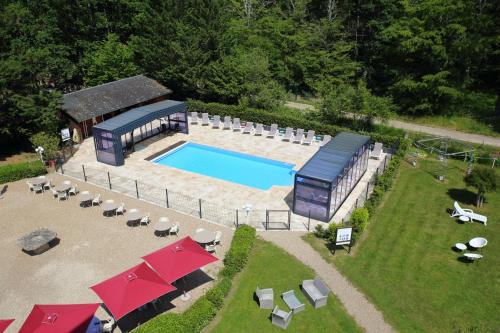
[193,230,216,244]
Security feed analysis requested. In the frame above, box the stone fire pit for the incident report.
[18,228,57,255]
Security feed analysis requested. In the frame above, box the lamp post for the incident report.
[35,146,44,163]
[242,203,252,225]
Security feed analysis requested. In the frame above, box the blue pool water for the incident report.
[153,142,296,190]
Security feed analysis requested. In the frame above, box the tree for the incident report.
[30,132,61,161]
[464,166,498,207]
[82,34,139,86]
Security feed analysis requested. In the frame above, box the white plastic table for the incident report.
[126,210,142,221]
[193,230,216,244]
[102,201,119,215]
[458,215,470,223]
[30,178,47,186]
[455,243,467,251]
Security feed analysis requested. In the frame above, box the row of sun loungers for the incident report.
[191,112,331,146]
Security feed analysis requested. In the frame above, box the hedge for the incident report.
[0,160,47,184]
[187,100,403,146]
[134,225,256,333]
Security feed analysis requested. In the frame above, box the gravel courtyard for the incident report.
[0,173,233,332]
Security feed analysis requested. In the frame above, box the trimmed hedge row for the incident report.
[0,160,47,184]
[134,225,256,333]
[187,100,403,146]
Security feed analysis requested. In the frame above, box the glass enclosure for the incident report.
[94,130,117,166]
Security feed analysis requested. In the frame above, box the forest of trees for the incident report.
[0,0,498,143]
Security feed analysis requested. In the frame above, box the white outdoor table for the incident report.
[458,215,470,223]
[455,243,467,251]
[193,230,216,244]
[79,193,93,207]
[469,237,488,249]
[102,201,119,215]
[154,219,172,233]
[30,178,47,186]
[55,183,71,192]
[126,210,142,221]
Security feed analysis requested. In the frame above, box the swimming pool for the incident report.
[153,142,296,190]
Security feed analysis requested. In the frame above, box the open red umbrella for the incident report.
[19,304,99,333]
[90,262,176,320]
[142,236,218,283]
[0,319,14,333]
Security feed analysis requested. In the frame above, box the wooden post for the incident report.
[82,165,87,182]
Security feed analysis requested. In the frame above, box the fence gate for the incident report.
[265,210,291,230]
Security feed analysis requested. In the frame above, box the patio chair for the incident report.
[321,135,331,146]
[212,115,221,129]
[255,123,264,136]
[223,116,232,130]
[50,188,58,199]
[58,191,68,202]
[293,129,304,144]
[33,184,44,194]
[214,231,222,245]
[92,194,101,207]
[140,213,150,226]
[196,228,205,233]
[266,124,278,138]
[190,112,199,124]
[301,277,330,309]
[271,306,292,329]
[116,203,125,216]
[201,113,210,126]
[205,244,217,253]
[371,142,383,160]
[233,118,242,131]
[69,185,77,196]
[282,127,294,142]
[243,122,254,134]
[43,180,52,191]
[255,287,274,309]
[282,290,305,314]
[169,223,180,236]
[26,181,34,192]
[302,130,315,145]
[451,201,487,225]
[102,318,115,333]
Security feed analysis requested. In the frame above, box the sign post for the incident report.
[334,227,353,254]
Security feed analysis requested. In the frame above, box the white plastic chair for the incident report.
[214,231,222,245]
[43,180,52,190]
[116,203,125,216]
[254,123,264,136]
[58,191,68,202]
[140,213,150,226]
[282,127,294,142]
[371,142,383,160]
[293,129,304,143]
[302,130,315,145]
[69,185,77,196]
[233,118,242,131]
[26,181,34,192]
[201,113,210,126]
[170,223,180,236]
[92,194,101,206]
[451,201,487,225]
[321,135,331,146]
[102,318,115,333]
[190,111,198,124]
[212,115,221,128]
[33,184,44,194]
[205,244,217,253]
[266,124,278,138]
[223,116,231,130]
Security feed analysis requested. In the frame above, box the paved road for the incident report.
[260,231,394,333]
[285,101,500,147]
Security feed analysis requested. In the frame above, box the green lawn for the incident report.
[208,238,361,333]
[305,158,500,332]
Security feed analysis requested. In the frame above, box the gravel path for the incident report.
[259,231,394,333]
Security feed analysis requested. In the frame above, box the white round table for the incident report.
[102,201,118,216]
[30,178,47,186]
[126,210,142,221]
[463,253,483,261]
[458,215,470,223]
[455,243,467,251]
[193,230,216,244]
[55,183,71,192]
[79,193,93,207]
[154,219,172,236]
[469,237,487,249]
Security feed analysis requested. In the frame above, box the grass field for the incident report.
[304,158,499,332]
[208,238,361,333]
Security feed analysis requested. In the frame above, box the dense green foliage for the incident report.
[1,0,497,143]
[30,132,60,161]
[306,158,500,332]
[349,207,369,233]
[464,166,498,206]
[0,160,47,184]
[134,225,256,333]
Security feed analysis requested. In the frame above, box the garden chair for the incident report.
[321,135,331,146]
[26,181,34,193]
[92,194,101,206]
[140,213,150,226]
[233,118,242,131]
[282,127,294,142]
[205,244,217,253]
[33,184,44,194]
[169,223,180,236]
[255,287,274,309]
[43,179,52,191]
[302,130,315,145]
[243,122,254,134]
[223,116,231,130]
[212,115,221,128]
[451,201,487,225]
[69,185,77,196]
[282,290,305,314]
[266,124,278,138]
[58,191,68,202]
[371,142,383,159]
[271,306,292,329]
[190,112,198,124]
[293,128,304,144]
[201,113,209,126]
[116,203,125,216]
[254,123,264,136]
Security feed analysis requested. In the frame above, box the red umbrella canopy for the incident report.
[90,262,176,320]
[19,304,99,333]
[0,319,14,333]
[142,236,218,283]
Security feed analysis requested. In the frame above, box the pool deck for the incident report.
[63,118,385,229]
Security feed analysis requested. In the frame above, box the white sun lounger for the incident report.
[223,116,231,130]
[254,123,263,136]
[212,115,221,128]
[190,112,198,124]
[201,113,209,126]
[302,130,315,145]
[371,142,383,159]
[321,135,331,146]
[283,127,294,142]
[267,124,278,138]
[451,201,487,225]
[293,128,304,144]
[233,118,242,131]
[243,122,254,134]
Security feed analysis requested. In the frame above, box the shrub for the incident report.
[183,296,217,332]
[30,132,60,161]
[350,208,369,233]
[187,100,403,146]
[0,160,47,184]
[314,224,327,238]
[221,224,256,278]
[206,285,225,309]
